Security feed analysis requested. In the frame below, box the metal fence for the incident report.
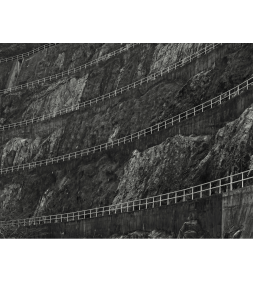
[0,74,251,175]
[1,169,252,227]
[0,43,139,95]
[0,44,58,64]
[0,43,221,131]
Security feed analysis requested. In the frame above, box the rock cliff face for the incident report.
[0,43,253,234]
[113,135,211,203]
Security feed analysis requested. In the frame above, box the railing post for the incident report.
[191,188,194,200]
[209,183,212,196]
[96,208,98,217]
[183,190,185,202]
[200,185,202,198]
[175,192,177,204]
[152,197,155,208]
[146,198,148,209]
[219,179,221,194]
[242,173,244,188]
[160,195,162,206]
[109,206,110,215]
[133,201,135,211]
[127,202,129,212]
[167,194,170,205]
[247,80,249,90]
[230,175,233,191]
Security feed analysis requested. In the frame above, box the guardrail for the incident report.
[0,43,221,131]
[1,168,252,227]
[0,74,251,175]
[0,44,59,64]
[0,43,139,95]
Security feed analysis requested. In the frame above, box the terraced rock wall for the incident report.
[1,43,253,238]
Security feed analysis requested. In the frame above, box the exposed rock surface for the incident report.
[113,135,211,203]
[192,105,253,181]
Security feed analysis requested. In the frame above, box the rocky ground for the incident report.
[109,229,175,239]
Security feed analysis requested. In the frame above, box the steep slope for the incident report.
[0,43,253,225]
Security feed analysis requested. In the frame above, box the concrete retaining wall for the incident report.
[21,183,253,239]
[222,185,253,238]
[37,194,222,238]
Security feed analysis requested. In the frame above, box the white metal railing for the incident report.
[0,74,251,175]
[0,43,139,95]
[0,44,58,64]
[0,43,221,131]
[0,169,252,227]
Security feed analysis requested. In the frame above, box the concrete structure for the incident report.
[222,185,253,238]
[30,194,222,238]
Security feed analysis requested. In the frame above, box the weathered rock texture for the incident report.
[0,43,253,238]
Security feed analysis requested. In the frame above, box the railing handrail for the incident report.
[0,43,139,95]
[0,168,251,227]
[0,44,59,64]
[0,71,251,175]
[0,43,221,131]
